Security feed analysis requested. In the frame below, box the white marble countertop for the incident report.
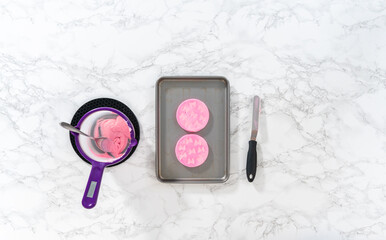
[1,0,385,239]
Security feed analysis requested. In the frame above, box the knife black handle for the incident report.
[246,140,257,182]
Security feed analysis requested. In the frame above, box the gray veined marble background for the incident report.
[0,0,385,239]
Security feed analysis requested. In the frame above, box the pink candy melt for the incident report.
[94,115,131,158]
[176,98,209,132]
[175,134,209,167]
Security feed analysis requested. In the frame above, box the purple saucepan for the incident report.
[71,107,137,209]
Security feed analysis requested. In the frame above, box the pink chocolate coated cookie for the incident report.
[176,98,209,132]
[175,134,209,167]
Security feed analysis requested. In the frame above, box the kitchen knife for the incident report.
[246,96,261,182]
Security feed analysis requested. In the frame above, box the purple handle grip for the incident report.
[82,162,106,209]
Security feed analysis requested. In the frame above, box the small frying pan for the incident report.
[69,98,140,209]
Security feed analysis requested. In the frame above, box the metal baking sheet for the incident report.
[156,76,230,183]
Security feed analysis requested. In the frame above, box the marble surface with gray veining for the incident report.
[0,0,385,239]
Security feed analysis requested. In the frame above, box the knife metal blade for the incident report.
[250,96,261,141]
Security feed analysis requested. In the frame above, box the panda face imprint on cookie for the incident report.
[176,98,209,132]
[175,134,209,167]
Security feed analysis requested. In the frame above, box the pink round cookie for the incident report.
[175,134,209,167]
[176,98,209,132]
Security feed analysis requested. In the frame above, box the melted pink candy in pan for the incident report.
[176,98,209,132]
[92,115,132,158]
[175,134,209,167]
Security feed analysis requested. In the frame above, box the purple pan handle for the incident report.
[82,162,106,209]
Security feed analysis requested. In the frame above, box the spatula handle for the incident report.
[246,140,257,182]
